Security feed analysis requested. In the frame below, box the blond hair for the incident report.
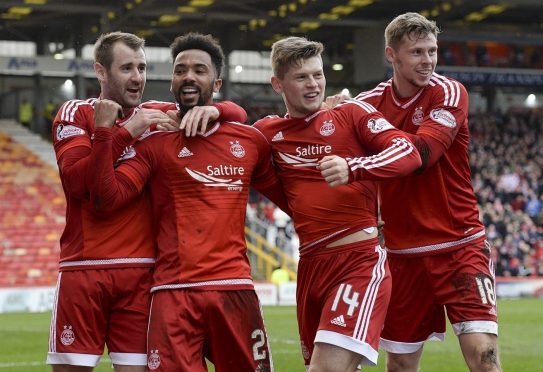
[385,12,440,49]
[270,36,324,79]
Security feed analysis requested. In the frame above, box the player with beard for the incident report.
[322,13,501,372]
[87,33,288,371]
[253,36,422,372]
[48,31,245,372]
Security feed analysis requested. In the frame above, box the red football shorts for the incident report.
[47,268,153,367]
[296,238,391,367]
[146,289,273,371]
[380,241,498,353]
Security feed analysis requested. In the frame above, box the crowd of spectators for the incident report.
[470,107,543,276]
[247,107,543,277]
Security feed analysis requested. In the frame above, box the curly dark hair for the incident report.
[170,32,225,78]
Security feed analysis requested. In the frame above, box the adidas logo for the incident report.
[330,315,346,327]
[272,131,284,142]
[178,147,193,158]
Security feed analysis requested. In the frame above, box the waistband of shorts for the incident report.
[300,237,380,259]
[59,257,155,270]
[151,278,254,293]
[385,229,486,257]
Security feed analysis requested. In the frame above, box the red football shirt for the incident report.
[53,98,155,270]
[53,99,246,270]
[90,122,283,291]
[254,101,421,255]
[356,73,485,256]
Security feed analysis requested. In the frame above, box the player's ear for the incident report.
[385,46,395,64]
[271,76,283,94]
[94,62,106,84]
[213,78,222,93]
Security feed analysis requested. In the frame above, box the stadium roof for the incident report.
[1,0,543,54]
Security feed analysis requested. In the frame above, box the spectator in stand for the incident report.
[19,98,33,128]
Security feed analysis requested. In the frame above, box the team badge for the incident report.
[412,107,424,125]
[367,117,394,133]
[56,124,85,141]
[147,349,161,370]
[430,108,456,128]
[319,120,335,136]
[230,140,246,158]
[60,325,75,346]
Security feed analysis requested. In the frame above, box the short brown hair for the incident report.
[385,12,440,49]
[94,31,145,69]
[170,32,225,78]
[270,36,324,79]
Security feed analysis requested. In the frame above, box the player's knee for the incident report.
[466,344,501,372]
[386,352,421,372]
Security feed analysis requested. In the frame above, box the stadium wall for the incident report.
[1,279,541,314]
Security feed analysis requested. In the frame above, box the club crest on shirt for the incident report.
[60,325,75,346]
[147,349,160,370]
[412,107,424,125]
[56,124,85,141]
[430,108,456,128]
[367,117,394,133]
[319,120,335,136]
[230,140,246,158]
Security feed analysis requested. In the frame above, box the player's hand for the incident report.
[318,155,349,187]
[321,94,350,110]
[94,99,123,128]
[125,108,177,138]
[155,110,182,131]
[180,106,220,137]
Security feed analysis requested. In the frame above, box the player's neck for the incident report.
[122,107,136,117]
[391,77,420,99]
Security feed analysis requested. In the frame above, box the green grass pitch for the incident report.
[0,299,540,371]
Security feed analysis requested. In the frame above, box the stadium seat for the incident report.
[0,129,64,287]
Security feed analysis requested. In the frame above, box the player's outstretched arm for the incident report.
[344,136,421,182]
[319,135,422,186]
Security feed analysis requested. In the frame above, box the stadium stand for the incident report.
[470,108,543,277]
[0,120,64,286]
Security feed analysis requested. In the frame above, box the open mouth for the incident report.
[304,92,320,99]
[181,86,199,99]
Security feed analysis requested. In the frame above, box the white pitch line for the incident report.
[0,358,112,368]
